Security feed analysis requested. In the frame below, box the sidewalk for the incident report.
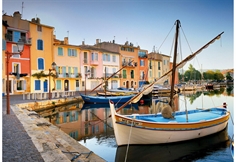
[2,91,104,162]
[2,95,45,162]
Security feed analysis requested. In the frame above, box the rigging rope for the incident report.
[157,23,175,51]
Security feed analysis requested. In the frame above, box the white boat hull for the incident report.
[113,120,227,145]
[109,101,229,146]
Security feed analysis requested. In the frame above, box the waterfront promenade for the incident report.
[2,92,105,162]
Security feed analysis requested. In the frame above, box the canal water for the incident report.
[41,86,234,162]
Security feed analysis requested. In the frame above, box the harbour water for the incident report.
[44,86,234,162]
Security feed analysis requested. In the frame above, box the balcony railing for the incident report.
[122,61,137,67]
[57,72,82,78]
[103,73,122,78]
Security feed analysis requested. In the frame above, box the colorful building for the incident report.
[29,17,54,93]
[3,12,31,95]
[138,49,149,87]
[53,36,81,92]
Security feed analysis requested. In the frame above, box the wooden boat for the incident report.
[109,20,229,146]
[115,128,229,161]
[80,93,135,104]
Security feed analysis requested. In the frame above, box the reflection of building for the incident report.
[53,108,113,141]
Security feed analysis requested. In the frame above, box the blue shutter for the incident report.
[68,67,71,77]
[63,66,66,77]
[63,112,67,123]
[2,39,6,50]
[75,50,77,57]
[35,80,41,90]
[56,80,61,90]
[38,58,44,70]
[75,111,78,120]
[68,49,70,56]
[13,31,20,42]
[37,39,43,50]
[74,67,78,76]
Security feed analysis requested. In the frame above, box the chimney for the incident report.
[13,11,21,18]
[82,41,85,45]
[64,37,68,44]
[113,40,115,43]
[96,39,100,44]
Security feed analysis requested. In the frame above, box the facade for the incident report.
[138,49,149,87]
[79,44,104,92]
[96,40,140,90]
[3,12,31,95]
[147,52,171,84]
[2,11,175,96]
[29,17,54,93]
[53,36,81,92]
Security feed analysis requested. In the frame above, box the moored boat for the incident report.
[109,20,228,146]
[80,93,135,104]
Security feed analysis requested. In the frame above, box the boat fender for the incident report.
[223,102,227,108]
[161,105,174,119]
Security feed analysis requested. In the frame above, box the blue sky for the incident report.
[2,0,234,70]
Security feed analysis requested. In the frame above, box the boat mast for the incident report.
[170,20,180,107]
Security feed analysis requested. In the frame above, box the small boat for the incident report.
[107,87,138,94]
[115,128,229,161]
[109,20,229,146]
[80,93,135,104]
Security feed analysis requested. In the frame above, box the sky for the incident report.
[2,0,234,70]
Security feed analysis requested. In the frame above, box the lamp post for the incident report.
[85,70,90,95]
[6,39,24,114]
[48,62,57,100]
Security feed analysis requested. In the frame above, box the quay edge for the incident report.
[11,99,106,162]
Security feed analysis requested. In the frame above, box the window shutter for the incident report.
[74,67,78,75]
[13,80,17,90]
[63,66,66,77]
[75,50,77,57]
[13,31,20,42]
[68,49,70,56]
[2,39,6,50]
[23,80,26,90]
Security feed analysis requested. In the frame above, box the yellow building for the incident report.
[53,36,81,92]
[148,52,170,84]
[29,17,54,93]
[2,21,8,96]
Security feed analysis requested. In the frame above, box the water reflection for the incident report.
[38,86,233,161]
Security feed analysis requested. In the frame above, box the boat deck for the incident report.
[129,108,226,123]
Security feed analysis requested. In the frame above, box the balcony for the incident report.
[103,73,122,79]
[57,73,82,78]
[122,61,137,67]
[90,60,99,65]
[5,34,31,45]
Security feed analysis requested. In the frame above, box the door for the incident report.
[126,81,129,89]
[64,80,69,91]
[76,80,79,91]
[43,80,48,92]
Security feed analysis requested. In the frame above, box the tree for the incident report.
[226,72,233,81]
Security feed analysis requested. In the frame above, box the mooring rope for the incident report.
[125,118,134,162]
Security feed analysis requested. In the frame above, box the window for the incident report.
[84,52,88,63]
[13,31,20,42]
[68,48,77,56]
[112,55,116,62]
[140,60,144,66]
[103,54,106,61]
[131,70,134,79]
[56,80,62,90]
[12,44,20,58]
[58,47,63,56]
[106,54,110,61]
[38,58,44,70]
[123,70,127,78]
[76,80,79,87]
[13,63,20,73]
[91,53,98,61]
[37,25,42,32]
[158,62,161,70]
[149,71,152,77]
[17,80,25,90]
[35,80,41,90]
[37,39,43,50]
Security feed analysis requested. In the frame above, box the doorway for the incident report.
[64,80,69,91]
